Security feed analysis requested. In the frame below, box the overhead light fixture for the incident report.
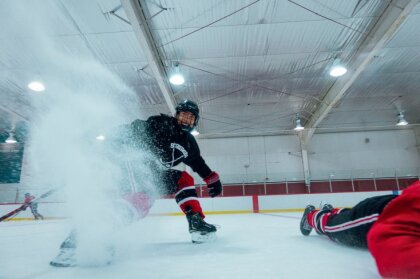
[191,128,200,136]
[329,58,347,77]
[5,132,17,144]
[396,112,408,126]
[294,116,305,131]
[169,63,185,85]
[96,134,106,141]
[28,81,45,92]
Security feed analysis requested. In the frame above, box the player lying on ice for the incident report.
[300,180,420,278]
[50,100,223,267]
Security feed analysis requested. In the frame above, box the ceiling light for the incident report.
[329,59,347,77]
[28,81,45,92]
[96,134,106,141]
[169,74,184,85]
[5,132,17,144]
[396,112,408,126]
[294,117,305,131]
[169,64,185,85]
[191,129,200,136]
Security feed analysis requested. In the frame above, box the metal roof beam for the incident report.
[302,0,419,144]
[121,0,177,115]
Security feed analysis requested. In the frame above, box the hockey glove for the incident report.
[204,171,222,198]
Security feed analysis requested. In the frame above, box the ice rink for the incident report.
[0,213,380,279]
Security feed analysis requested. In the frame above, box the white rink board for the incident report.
[0,191,396,218]
[149,196,252,214]
[258,191,393,211]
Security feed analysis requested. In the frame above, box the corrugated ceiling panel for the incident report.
[319,109,397,128]
[86,32,147,64]
[60,0,132,33]
[413,3,420,14]
[333,96,399,110]
[0,37,47,69]
[146,0,384,30]
[364,47,420,74]
[1,0,418,136]
[348,72,420,98]
[265,77,331,96]
[160,20,361,59]
[133,85,168,105]
[0,0,78,37]
[179,52,333,79]
[173,81,246,102]
[387,13,420,47]
[51,35,98,59]
[108,63,156,86]
[304,0,386,18]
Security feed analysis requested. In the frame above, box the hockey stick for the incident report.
[0,188,58,222]
[0,204,29,222]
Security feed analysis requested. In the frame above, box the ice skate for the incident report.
[300,205,315,236]
[321,203,333,212]
[50,232,115,267]
[190,230,217,243]
[186,211,217,244]
[50,233,77,267]
[50,247,77,267]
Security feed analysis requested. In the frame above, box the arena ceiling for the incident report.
[1,0,420,143]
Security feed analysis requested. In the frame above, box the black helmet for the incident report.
[175,100,199,131]
[25,193,30,196]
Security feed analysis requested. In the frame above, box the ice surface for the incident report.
[0,213,380,279]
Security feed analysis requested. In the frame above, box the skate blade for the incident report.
[50,258,113,267]
[191,231,217,244]
[49,261,76,267]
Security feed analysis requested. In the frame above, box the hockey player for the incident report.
[128,100,222,226]
[299,194,397,247]
[24,193,44,220]
[368,180,420,278]
[50,100,223,267]
[300,180,420,278]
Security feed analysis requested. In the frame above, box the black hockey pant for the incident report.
[312,195,397,248]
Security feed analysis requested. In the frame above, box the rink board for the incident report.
[0,191,395,220]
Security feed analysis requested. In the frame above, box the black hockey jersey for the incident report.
[129,114,212,178]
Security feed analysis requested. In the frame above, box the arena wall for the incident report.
[0,189,404,220]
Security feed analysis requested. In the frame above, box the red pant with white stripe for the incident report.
[124,170,204,220]
[307,195,397,248]
[173,171,204,218]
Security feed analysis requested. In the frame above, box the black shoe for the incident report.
[300,205,315,236]
[186,212,217,234]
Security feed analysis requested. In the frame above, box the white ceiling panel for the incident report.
[86,32,148,63]
[146,0,384,30]
[59,0,132,34]
[1,0,419,140]
[386,13,420,48]
[0,0,78,37]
